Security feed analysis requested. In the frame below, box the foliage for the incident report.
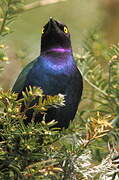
[76,30,119,118]
[0,88,65,179]
[0,88,119,179]
[0,1,119,180]
[0,0,24,65]
[74,29,119,179]
[0,0,24,36]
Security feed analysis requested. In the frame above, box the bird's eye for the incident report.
[42,27,45,34]
[64,27,68,33]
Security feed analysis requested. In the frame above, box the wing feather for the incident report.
[12,58,38,93]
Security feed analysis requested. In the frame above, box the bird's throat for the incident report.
[41,47,72,55]
[39,52,75,74]
[50,48,71,53]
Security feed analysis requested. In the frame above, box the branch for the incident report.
[23,0,66,12]
[0,0,11,35]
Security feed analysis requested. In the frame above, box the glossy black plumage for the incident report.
[12,18,83,129]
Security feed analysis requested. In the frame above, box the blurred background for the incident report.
[0,0,119,90]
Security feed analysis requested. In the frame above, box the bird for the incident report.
[12,17,83,129]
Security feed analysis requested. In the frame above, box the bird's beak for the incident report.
[48,17,58,32]
[49,17,53,21]
[49,17,56,26]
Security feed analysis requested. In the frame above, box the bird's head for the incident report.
[40,18,72,54]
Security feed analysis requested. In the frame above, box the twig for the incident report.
[83,75,108,97]
[111,172,116,180]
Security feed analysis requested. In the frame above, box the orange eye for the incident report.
[64,27,68,33]
[42,27,45,34]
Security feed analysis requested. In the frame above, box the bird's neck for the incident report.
[39,48,76,73]
[40,48,73,65]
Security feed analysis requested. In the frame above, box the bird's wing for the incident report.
[12,58,38,93]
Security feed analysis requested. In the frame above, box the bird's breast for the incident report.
[27,55,77,95]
